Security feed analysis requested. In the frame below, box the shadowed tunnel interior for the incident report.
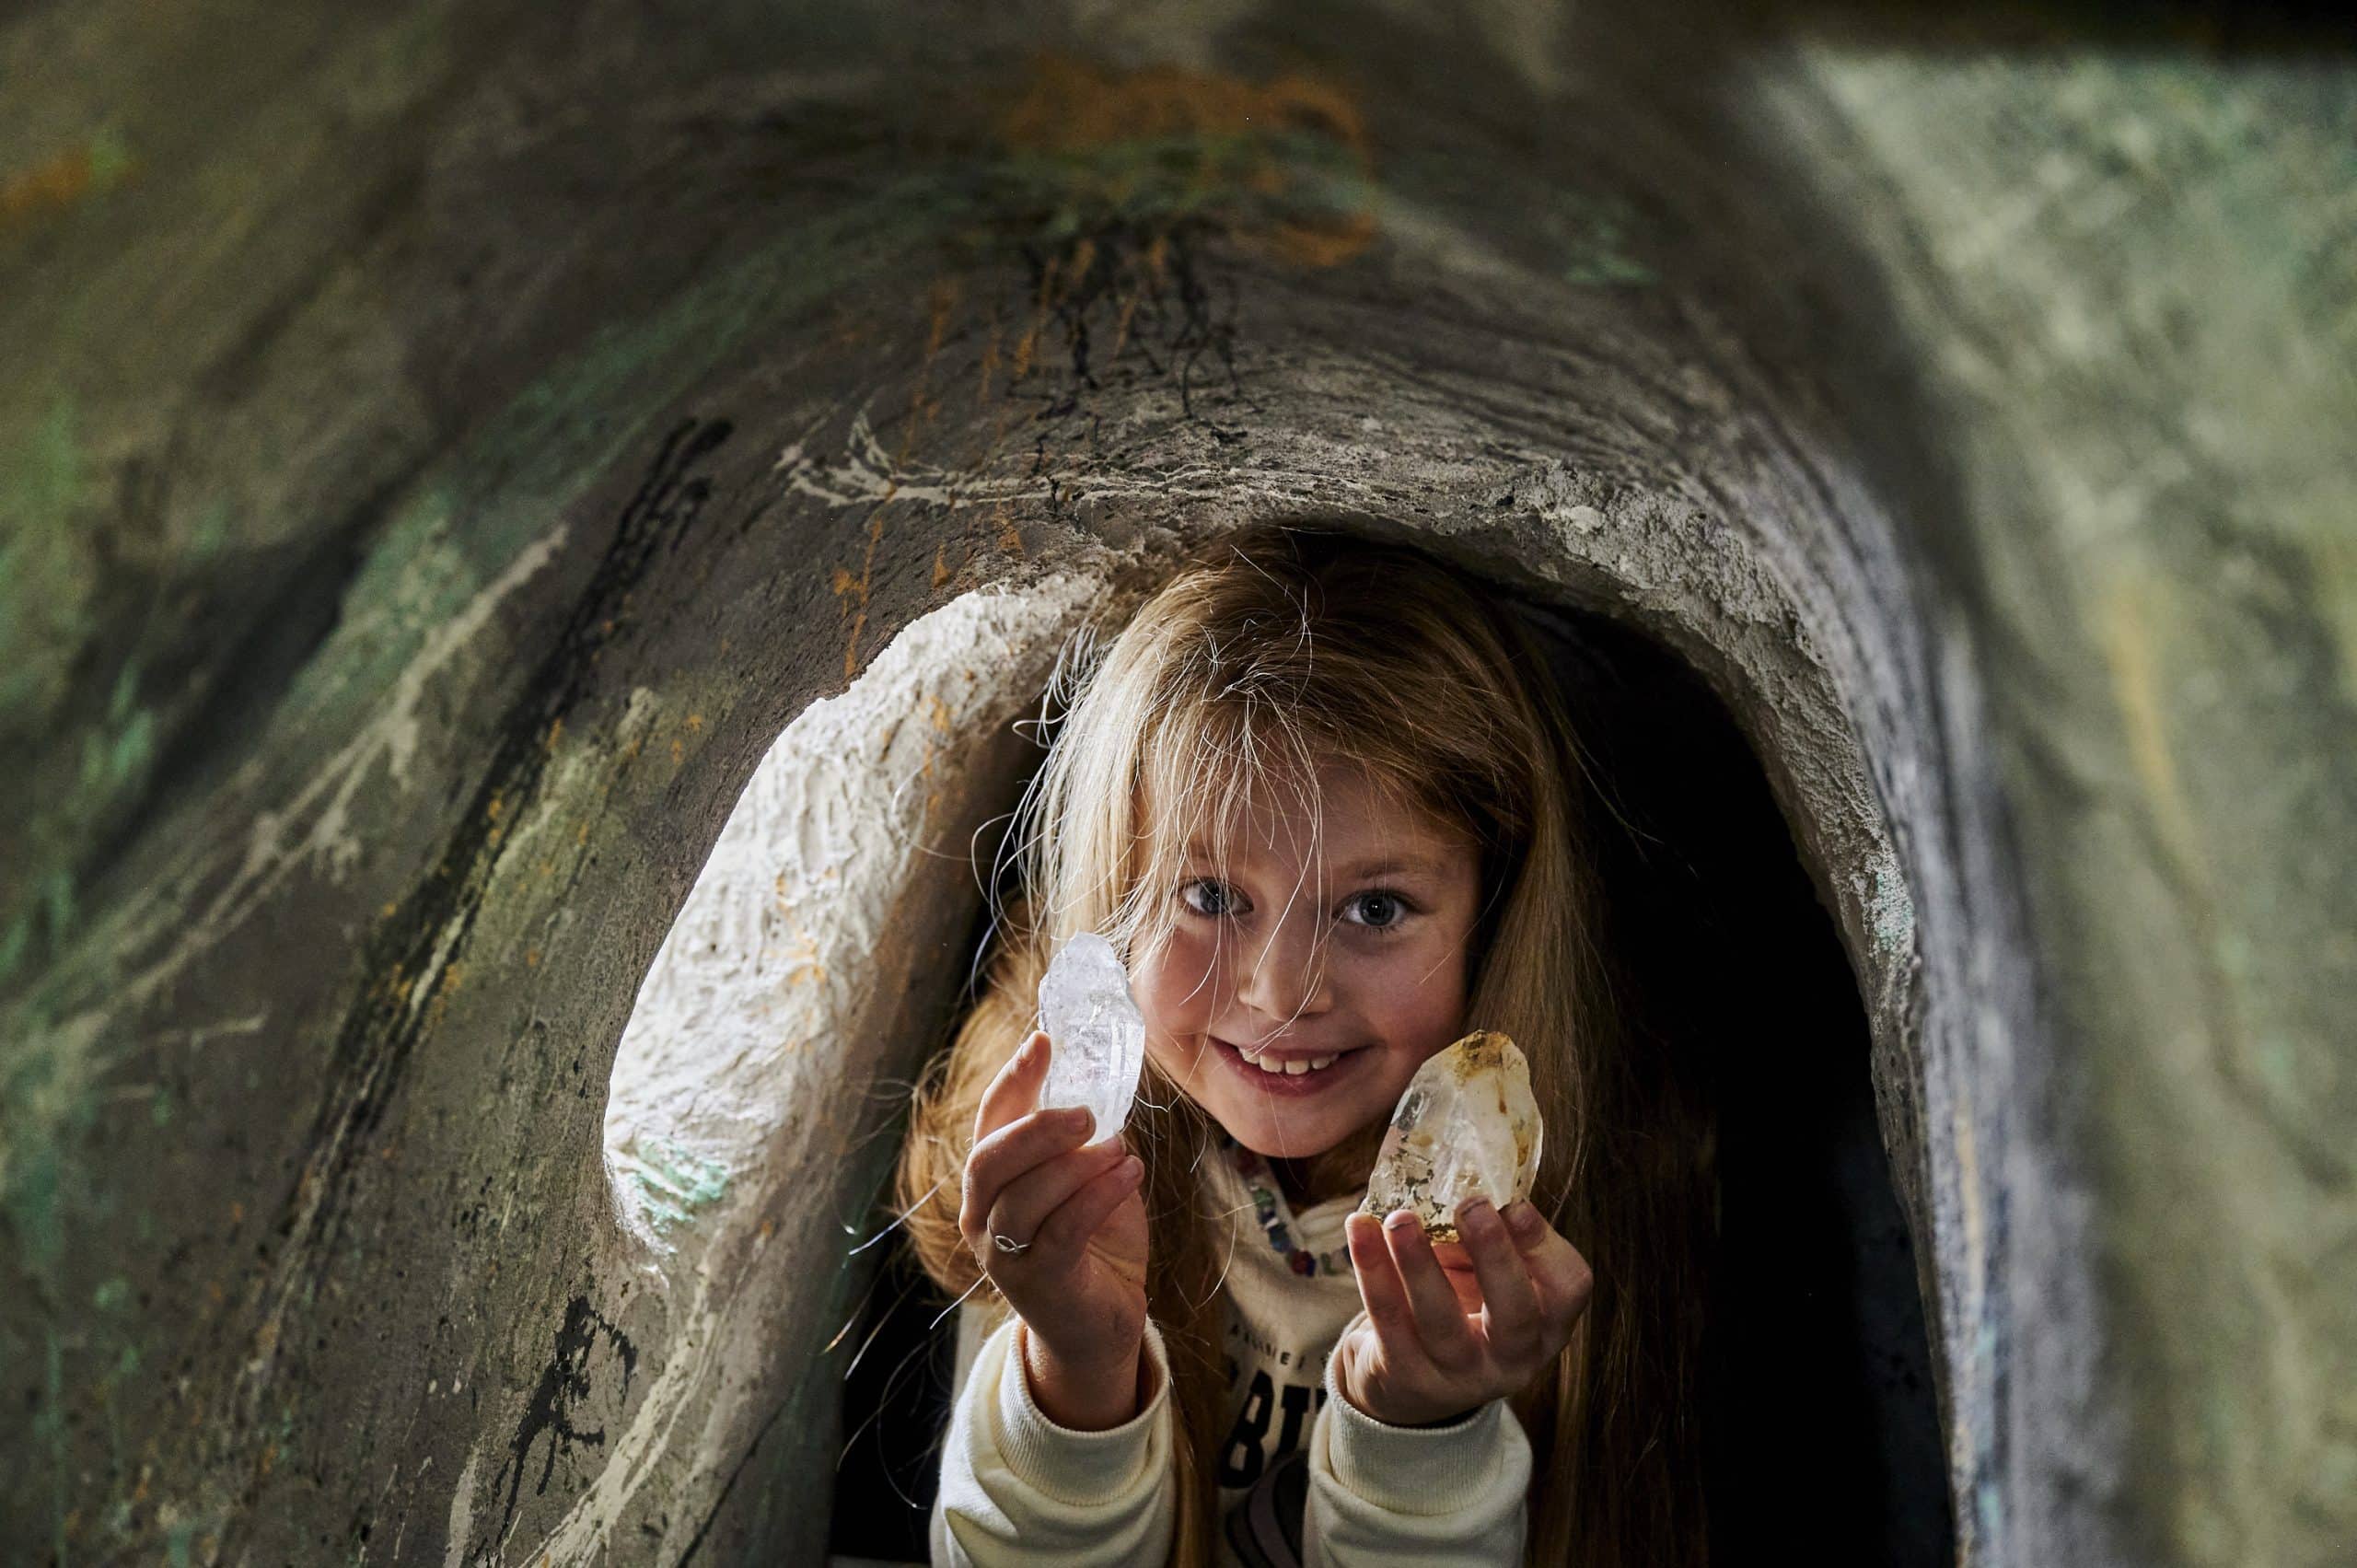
[825,590,1953,1565]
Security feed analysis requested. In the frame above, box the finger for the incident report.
[959,1100,1095,1248]
[1504,1201,1597,1325]
[1029,1151,1146,1255]
[1452,1198,1542,1361]
[985,1138,1134,1249]
[1382,1208,1482,1372]
[1344,1212,1424,1363]
[974,1030,1052,1144]
[1426,1237,1488,1317]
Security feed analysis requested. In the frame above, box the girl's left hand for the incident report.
[1334,1196,1595,1428]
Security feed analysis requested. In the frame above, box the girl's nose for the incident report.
[1234,911,1332,1023]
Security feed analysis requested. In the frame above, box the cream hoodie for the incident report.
[929,1132,1532,1566]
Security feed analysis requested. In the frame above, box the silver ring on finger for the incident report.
[992,1229,1032,1257]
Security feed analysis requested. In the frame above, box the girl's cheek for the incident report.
[1139,932,1225,1031]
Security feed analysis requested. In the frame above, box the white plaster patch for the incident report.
[442,1446,482,1568]
[526,575,1099,1561]
[606,575,1097,1191]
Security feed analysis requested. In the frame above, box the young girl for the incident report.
[893,525,1713,1566]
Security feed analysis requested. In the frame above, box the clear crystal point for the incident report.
[1035,933,1146,1144]
[1360,1031,1543,1243]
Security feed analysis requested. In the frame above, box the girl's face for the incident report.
[1132,756,1484,1166]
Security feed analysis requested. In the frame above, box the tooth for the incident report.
[1237,1046,1347,1075]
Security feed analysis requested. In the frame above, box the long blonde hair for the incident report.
[893,523,1714,1565]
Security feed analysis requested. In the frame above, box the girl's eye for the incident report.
[1178,878,1242,917]
[1339,891,1404,928]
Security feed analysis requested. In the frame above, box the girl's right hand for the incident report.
[958,1029,1150,1426]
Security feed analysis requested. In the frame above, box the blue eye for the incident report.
[1178,878,1242,917]
[1342,890,1411,931]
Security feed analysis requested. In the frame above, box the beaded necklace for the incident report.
[1216,1132,1358,1280]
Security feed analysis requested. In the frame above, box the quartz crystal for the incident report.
[1035,933,1147,1144]
[1360,1030,1543,1244]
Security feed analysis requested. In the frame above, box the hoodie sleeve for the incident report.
[929,1306,1178,1568]
[1299,1313,1533,1566]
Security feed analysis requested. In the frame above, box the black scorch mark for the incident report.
[487,1295,639,1548]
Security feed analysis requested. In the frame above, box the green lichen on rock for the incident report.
[613,1136,732,1237]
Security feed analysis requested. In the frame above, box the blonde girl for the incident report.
[894,523,1713,1565]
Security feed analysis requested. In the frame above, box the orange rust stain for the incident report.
[1109,282,1143,365]
[229,1201,245,1225]
[524,947,540,968]
[996,53,1297,152]
[546,716,564,751]
[685,713,704,734]
[994,499,1023,554]
[976,320,1004,407]
[669,737,685,766]
[932,542,951,587]
[1,137,134,228]
[380,901,398,919]
[1010,256,1061,380]
[836,512,888,679]
[924,276,962,362]
[993,52,1376,269]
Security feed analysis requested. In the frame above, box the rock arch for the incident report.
[20,7,2348,1568]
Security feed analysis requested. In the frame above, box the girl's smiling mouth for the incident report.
[1212,1035,1369,1091]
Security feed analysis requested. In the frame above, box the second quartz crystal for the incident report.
[1360,1030,1543,1243]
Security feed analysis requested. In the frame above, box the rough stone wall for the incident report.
[2,4,2347,1565]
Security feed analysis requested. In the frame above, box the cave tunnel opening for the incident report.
[606,542,1953,1567]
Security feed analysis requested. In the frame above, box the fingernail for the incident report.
[1506,1201,1542,1234]
[1460,1198,1498,1230]
[1384,1209,1417,1233]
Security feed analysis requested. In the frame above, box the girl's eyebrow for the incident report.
[1336,854,1448,880]
[1181,842,1448,881]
